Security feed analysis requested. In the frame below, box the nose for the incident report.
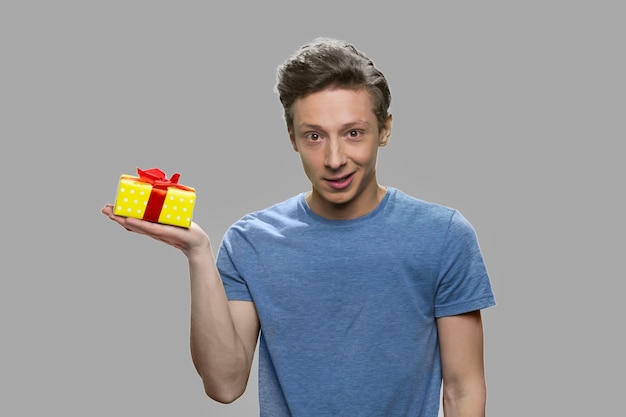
[324,137,347,170]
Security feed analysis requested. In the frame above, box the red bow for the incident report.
[136,167,194,191]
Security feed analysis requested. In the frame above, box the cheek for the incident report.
[299,148,322,166]
[352,145,379,165]
[298,151,318,174]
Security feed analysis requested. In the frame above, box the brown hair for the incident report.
[275,38,392,132]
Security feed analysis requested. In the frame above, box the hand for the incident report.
[101,204,211,258]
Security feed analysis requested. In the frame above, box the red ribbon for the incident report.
[134,167,194,223]
[136,167,194,191]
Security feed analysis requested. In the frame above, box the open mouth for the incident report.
[325,172,355,189]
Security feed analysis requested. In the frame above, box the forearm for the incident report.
[187,248,252,403]
[442,377,486,417]
[100,206,254,401]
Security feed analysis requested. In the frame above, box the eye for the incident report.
[305,132,321,141]
[347,129,363,139]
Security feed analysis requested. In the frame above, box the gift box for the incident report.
[113,167,196,228]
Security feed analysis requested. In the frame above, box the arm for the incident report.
[437,310,487,417]
[187,247,260,403]
[101,204,260,403]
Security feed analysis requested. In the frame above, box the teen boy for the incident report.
[102,37,496,417]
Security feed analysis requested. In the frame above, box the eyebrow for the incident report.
[296,120,371,131]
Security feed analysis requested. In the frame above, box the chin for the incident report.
[324,191,357,206]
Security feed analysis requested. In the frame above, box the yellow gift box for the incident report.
[113,167,196,228]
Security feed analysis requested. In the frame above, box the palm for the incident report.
[101,204,210,256]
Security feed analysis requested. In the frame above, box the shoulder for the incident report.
[387,187,458,224]
[224,193,306,238]
[386,188,481,244]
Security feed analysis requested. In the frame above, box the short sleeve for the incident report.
[434,210,496,317]
[216,228,254,302]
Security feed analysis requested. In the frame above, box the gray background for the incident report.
[1,1,623,416]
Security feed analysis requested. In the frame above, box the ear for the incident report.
[378,114,393,147]
[289,128,299,152]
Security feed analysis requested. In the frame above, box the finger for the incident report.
[101,206,143,232]
[101,204,191,248]
[122,216,187,242]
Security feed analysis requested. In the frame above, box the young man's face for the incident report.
[289,87,392,220]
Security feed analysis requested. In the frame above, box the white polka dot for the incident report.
[120,187,125,192]
[163,204,168,209]
[123,197,128,202]
[170,196,174,200]
[140,191,145,195]
[137,209,141,213]
[180,197,184,202]
[189,199,194,204]
[116,205,122,211]
[133,200,138,204]
[176,216,181,220]
[173,206,178,210]
[127,208,132,212]
[166,214,171,218]
[130,189,135,194]
[183,207,187,212]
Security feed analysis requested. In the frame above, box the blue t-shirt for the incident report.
[216,187,496,417]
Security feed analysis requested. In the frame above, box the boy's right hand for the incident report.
[101,204,211,258]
